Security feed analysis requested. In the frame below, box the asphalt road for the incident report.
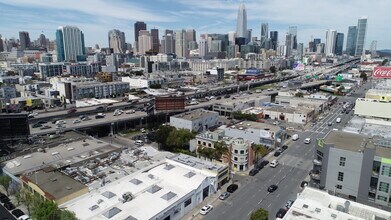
[202,80,370,220]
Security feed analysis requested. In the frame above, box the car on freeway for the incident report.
[73,119,81,124]
[304,138,311,144]
[216,96,222,100]
[125,110,135,114]
[227,184,238,193]
[249,168,259,176]
[40,125,51,130]
[267,184,278,192]
[32,123,42,128]
[95,113,105,119]
[219,192,230,200]
[224,95,231,98]
[55,120,66,125]
[199,205,213,215]
[36,121,47,124]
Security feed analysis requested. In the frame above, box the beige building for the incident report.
[20,169,88,205]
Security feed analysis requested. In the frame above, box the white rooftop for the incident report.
[61,158,211,220]
[282,187,391,220]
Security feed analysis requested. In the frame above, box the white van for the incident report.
[292,134,299,141]
[270,160,279,168]
[336,118,341,123]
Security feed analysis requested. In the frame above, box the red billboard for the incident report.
[155,96,185,111]
[373,67,391,79]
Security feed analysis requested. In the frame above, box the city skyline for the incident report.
[0,0,390,49]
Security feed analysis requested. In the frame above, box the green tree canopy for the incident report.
[270,66,276,73]
[232,112,258,121]
[155,125,176,150]
[294,92,304,97]
[165,128,195,150]
[360,72,368,81]
[250,208,269,220]
[0,175,12,196]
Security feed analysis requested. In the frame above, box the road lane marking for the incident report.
[267,203,272,208]
[277,194,280,198]
[247,211,253,216]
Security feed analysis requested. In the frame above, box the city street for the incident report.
[200,80,371,220]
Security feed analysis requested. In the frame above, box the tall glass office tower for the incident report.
[236,4,247,40]
[56,26,85,62]
[346,26,357,56]
[354,17,368,56]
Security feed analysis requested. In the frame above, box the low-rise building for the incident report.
[38,63,63,79]
[213,96,271,116]
[262,106,314,124]
[223,121,283,148]
[170,109,220,132]
[275,96,328,115]
[121,76,166,88]
[281,187,391,220]
[0,75,20,84]
[20,169,89,205]
[61,154,225,220]
[313,131,391,210]
[355,98,391,119]
[230,138,253,172]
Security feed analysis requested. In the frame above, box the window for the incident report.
[338,172,344,181]
[240,150,244,154]
[203,142,206,146]
[336,185,342,190]
[339,157,346,166]
[234,157,238,161]
[197,140,201,145]
[377,195,387,202]
[184,198,192,207]
[208,143,211,147]
[379,182,390,193]
[381,165,391,177]
[234,150,238,154]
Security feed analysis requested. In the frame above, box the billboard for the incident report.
[0,114,30,141]
[155,96,185,111]
[373,67,391,79]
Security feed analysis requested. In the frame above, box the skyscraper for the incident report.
[260,23,268,48]
[175,29,188,58]
[56,26,85,62]
[161,34,174,54]
[334,33,344,55]
[108,29,126,54]
[228,31,236,45]
[134,21,147,47]
[370,40,377,57]
[138,30,152,55]
[0,34,4,52]
[236,4,247,39]
[246,29,252,44]
[355,17,368,56]
[346,26,357,56]
[288,26,297,49]
[270,31,278,50]
[285,33,292,57]
[199,38,208,58]
[151,28,159,54]
[19,31,30,50]
[325,29,337,56]
[185,29,197,50]
[313,38,321,52]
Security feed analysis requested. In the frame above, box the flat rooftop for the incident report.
[265,106,313,114]
[231,120,280,132]
[3,138,120,176]
[366,88,391,97]
[324,131,375,152]
[282,187,391,220]
[171,109,218,121]
[169,153,227,174]
[61,158,211,220]
[21,170,87,202]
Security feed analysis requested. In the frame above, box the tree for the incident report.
[31,200,61,220]
[165,128,195,150]
[337,86,345,95]
[213,141,229,161]
[155,125,175,150]
[295,92,304,97]
[252,144,268,164]
[360,72,368,81]
[59,209,78,220]
[0,175,12,196]
[21,188,34,214]
[381,58,389,66]
[250,208,269,220]
[270,66,276,73]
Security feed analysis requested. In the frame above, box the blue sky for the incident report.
[0,0,390,49]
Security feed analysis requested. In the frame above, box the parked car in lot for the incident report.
[267,184,278,192]
[219,192,230,200]
[328,122,333,126]
[292,134,299,141]
[18,215,30,220]
[227,184,238,193]
[32,123,42,128]
[199,205,213,215]
[249,168,259,176]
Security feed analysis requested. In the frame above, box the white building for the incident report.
[280,187,391,220]
[325,29,337,56]
[230,138,253,172]
[170,109,219,132]
[61,155,226,220]
[121,76,165,89]
[149,54,173,62]
[262,106,314,124]
[213,96,271,116]
[223,121,282,148]
[138,30,152,55]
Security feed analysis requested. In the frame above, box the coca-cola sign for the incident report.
[373,67,391,79]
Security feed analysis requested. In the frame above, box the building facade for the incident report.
[355,17,368,56]
[230,138,253,172]
[108,29,126,54]
[170,109,220,132]
[346,26,357,56]
[56,26,85,62]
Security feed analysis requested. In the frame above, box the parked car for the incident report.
[219,192,230,200]
[4,202,15,210]
[281,145,288,151]
[285,200,294,209]
[304,138,311,144]
[274,151,281,157]
[336,117,341,123]
[249,168,259,176]
[199,205,213,215]
[292,134,299,141]
[267,184,278,192]
[216,96,222,100]
[227,184,238,193]
[12,209,25,218]
[328,122,333,126]
[260,160,269,166]
[276,208,287,218]
[18,215,30,220]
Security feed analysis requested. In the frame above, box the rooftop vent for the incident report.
[129,178,143,185]
[101,191,116,199]
[89,205,99,211]
[147,185,162,194]
[184,171,196,178]
[161,191,177,201]
[164,164,175,171]
[315,208,321,213]
[302,204,309,209]
[50,178,57,182]
[102,207,122,219]
[331,213,337,219]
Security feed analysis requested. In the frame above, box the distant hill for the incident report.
[377,49,391,57]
